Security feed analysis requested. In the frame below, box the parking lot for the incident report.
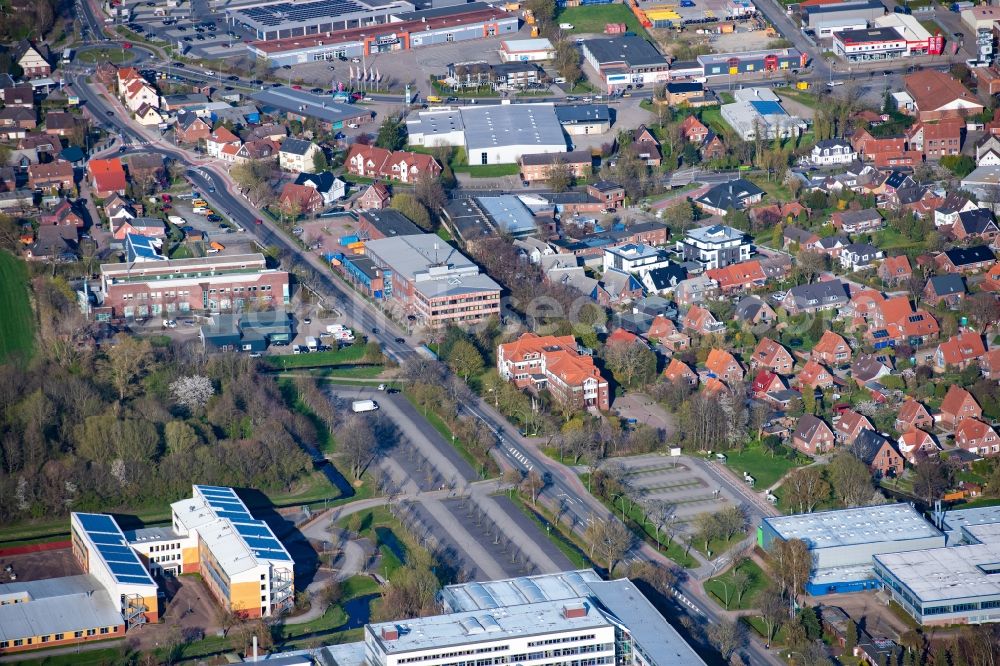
[604,454,742,532]
[120,0,251,60]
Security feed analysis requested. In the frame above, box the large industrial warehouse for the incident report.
[227,0,411,41]
[759,504,946,595]
[875,522,1000,626]
[245,2,519,65]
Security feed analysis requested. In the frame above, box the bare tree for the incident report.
[731,566,752,607]
[584,517,633,573]
[756,586,786,648]
[708,620,746,662]
[783,467,830,514]
[520,470,545,506]
[336,414,377,479]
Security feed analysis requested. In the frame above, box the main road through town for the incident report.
[72,70,782,665]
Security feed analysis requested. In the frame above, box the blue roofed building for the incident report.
[124,233,166,263]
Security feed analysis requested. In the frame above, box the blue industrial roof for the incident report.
[749,100,785,116]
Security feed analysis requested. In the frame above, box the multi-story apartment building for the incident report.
[365,234,501,326]
[497,333,610,410]
[676,223,753,270]
[99,253,290,318]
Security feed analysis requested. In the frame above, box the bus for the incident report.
[62,48,73,64]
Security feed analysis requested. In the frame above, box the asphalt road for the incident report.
[74,69,783,665]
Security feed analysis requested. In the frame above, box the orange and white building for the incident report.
[498,333,610,411]
[166,485,294,618]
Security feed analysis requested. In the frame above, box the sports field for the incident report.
[0,251,34,362]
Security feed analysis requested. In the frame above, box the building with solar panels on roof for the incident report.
[70,512,161,627]
[167,485,294,618]
[227,0,412,41]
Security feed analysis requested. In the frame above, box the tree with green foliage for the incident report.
[375,114,407,150]
[800,605,821,640]
[553,38,582,84]
[312,148,329,173]
[941,154,975,177]
[844,618,858,653]
[446,339,484,381]
[525,0,557,32]
[391,193,433,231]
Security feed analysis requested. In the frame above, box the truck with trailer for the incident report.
[351,399,378,413]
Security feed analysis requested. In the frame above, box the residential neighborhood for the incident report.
[2,0,1000,664]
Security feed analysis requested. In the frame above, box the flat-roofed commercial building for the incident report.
[244,3,519,65]
[500,37,555,61]
[875,527,1000,625]
[170,485,294,618]
[698,48,807,77]
[760,504,946,595]
[227,0,410,40]
[581,36,670,91]
[804,0,886,37]
[407,103,567,165]
[0,575,127,655]
[365,233,501,325]
[99,253,290,318]
[833,27,908,62]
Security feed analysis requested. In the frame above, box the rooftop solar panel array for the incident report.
[75,513,156,587]
[193,486,292,563]
[237,0,370,27]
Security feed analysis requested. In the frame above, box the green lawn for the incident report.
[698,106,734,141]
[76,47,133,64]
[436,226,454,242]
[872,227,923,253]
[720,446,807,490]
[556,5,650,39]
[453,163,521,177]
[774,87,821,110]
[315,365,387,380]
[337,506,410,578]
[266,343,374,370]
[704,559,767,610]
[0,250,34,362]
[743,615,789,646]
[693,531,747,559]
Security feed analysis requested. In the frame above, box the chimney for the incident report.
[562,603,588,619]
[381,626,399,640]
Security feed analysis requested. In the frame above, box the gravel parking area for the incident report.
[607,454,741,530]
[0,547,82,583]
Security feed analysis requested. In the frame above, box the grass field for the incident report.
[266,343,375,370]
[704,559,767,610]
[0,251,34,363]
[720,446,807,489]
[453,163,521,177]
[556,4,649,38]
[76,47,134,64]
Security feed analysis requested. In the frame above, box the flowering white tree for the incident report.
[111,459,130,487]
[170,375,215,412]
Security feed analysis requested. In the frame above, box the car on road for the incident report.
[291,84,302,90]
[227,75,239,81]
[177,26,187,31]
[371,327,379,334]
[351,91,363,100]
[310,87,323,93]
[406,315,416,321]
[162,319,177,328]
[522,180,530,187]
[255,218,263,225]
[123,42,132,49]
[250,79,263,85]
[394,337,405,343]
[248,352,262,358]
[348,122,359,128]
[173,61,185,67]
[281,64,291,69]
[106,110,114,116]
[351,57,361,62]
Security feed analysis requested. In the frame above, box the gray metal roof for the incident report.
[251,87,368,125]
[0,575,123,641]
[764,504,942,550]
[364,233,500,299]
[554,104,610,125]
[461,103,566,152]
[280,137,314,156]
[582,36,668,67]
[476,195,537,236]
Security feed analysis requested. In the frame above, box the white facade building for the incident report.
[603,243,671,276]
[406,103,567,165]
[807,139,858,166]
